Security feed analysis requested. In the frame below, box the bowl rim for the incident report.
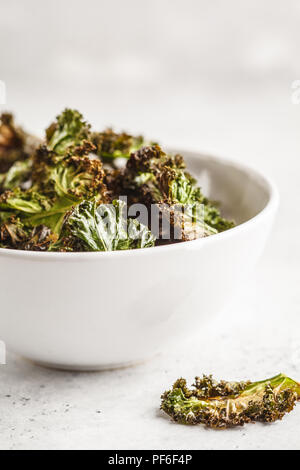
[0,150,279,261]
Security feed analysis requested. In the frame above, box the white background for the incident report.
[0,0,299,450]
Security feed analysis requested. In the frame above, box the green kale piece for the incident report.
[123,145,187,203]
[0,188,52,216]
[0,112,109,238]
[46,109,91,156]
[122,145,234,241]
[0,186,59,234]
[161,373,300,428]
[0,144,108,234]
[0,108,92,192]
[0,159,33,191]
[92,128,144,164]
[32,142,106,199]
[50,199,155,252]
[203,204,235,233]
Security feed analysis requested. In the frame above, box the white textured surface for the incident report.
[0,0,300,450]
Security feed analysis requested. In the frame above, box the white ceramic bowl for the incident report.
[0,151,278,370]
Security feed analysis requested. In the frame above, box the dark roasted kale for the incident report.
[46,109,91,156]
[122,145,234,242]
[0,134,108,235]
[0,216,55,251]
[92,128,144,164]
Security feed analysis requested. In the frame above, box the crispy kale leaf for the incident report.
[0,187,72,235]
[46,109,91,156]
[92,128,144,164]
[123,145,186,203]
[0,216,55,251]
[122,145,234,242]
[0,216,30,248]
[0,143,108,234]
[0,188,52,216]
[161,373,300,428]
[0,159,33,191]
[32,142,105,199]
[0,108,92,192]
[51,199,155,252]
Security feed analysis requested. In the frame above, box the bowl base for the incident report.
[26,357,151,372]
